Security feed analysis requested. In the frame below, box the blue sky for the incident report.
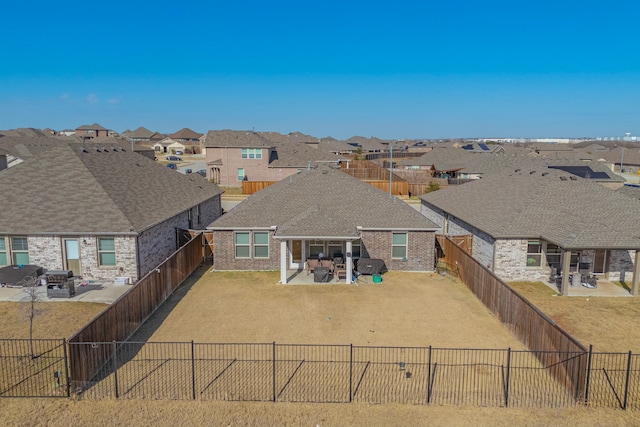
[1,1,639,139]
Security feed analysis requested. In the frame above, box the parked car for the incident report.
[175,150,184,155]
[166,163,177,170]
[166,156,182,161]
[196,169,206,177]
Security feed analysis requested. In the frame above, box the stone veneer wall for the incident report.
[360,230,435,272]
[212,230,281,271]
[25,196,222,282]
[28,235,137,281]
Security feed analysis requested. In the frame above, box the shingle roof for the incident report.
[205,130,273,148]
[168,128,203,140]
[268,142,342,168]
[126,127,154,139]
[0,142,222,235]
[210,165,438,238]
[76,123,107,131]
[420,174,640,250]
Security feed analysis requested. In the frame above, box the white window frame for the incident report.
[526,240,542,267]
[0,237,7,266]
[11,237,29,265]
[237,168,245,181]
[391,233,407,259]
[235,232,251,258]
[241,148,262,159]
[97,237,116,267]
[253,232,269,258]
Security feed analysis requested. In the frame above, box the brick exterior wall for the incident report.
[206,147,272,187]
[213,230,281,270]
[138,197,222,277]
[11,196,222,282]
[213,229,435,272]
[608,250,636,282]
[360,230,435,272]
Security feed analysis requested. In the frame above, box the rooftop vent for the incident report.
[559,176,567,181]
[96,148,101,152]
[570,176,577,180]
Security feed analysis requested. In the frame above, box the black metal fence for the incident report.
[0,338,68,398]
[3,338,640,410]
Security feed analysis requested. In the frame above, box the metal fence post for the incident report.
[112,341,119,399]
[584,345,593,404]
[349,344,353,403]
[191,341,196,400]
[504,348,511,408]
[62,338,70,397]
[272,342,276,402]
[623,351,632,410]
[427,345,432,404]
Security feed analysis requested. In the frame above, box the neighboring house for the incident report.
[152,137,186,154]
[420,173,640,294]
[208,165,439,284]
[167,128,204,153]
[204,130,342,186]
[123,127,155,145]
[75,123,109,140]
[0,142,223,281]
[59,129,76,137]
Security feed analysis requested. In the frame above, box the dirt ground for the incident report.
[3,399,640,426]
[0,301,107,339]
[136,270,524,349]
[509,282,640,353]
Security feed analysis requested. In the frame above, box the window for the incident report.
[254,232,269,258]
[351,239,361,258]
[328,241,343,258]
[237,168,245,181]
[241,148,262,159]
[235,233,250,258]
[546,243,561,267]
[97,237,116,266]
[0,238,7,266]
[11,237,29,265]
[526,240,542,267]
[235,232,268,259]
[392,233,407,259]
[308,240,324,258]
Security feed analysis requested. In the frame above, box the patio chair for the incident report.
[335,263,347,281]
[320,259,334,273]
[306,259,320,275]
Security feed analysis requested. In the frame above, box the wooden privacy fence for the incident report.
[438,236,588,400]
[67,234,206,390]
[242,181,277,194]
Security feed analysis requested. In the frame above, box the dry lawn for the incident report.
[137,270,524,349]
[3,399,640,426]
[509,282,640,353]
[0,301,107,339]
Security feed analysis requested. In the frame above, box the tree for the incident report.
[427,181,440,193]
[19,275,42,358]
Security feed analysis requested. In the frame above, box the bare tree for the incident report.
[19,275,42,358]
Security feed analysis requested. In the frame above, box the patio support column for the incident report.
[561,249,571,296]
[280,240,288,284]
[346,241,353,284]
[632,250,640,297]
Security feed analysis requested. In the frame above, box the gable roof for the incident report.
[420,174,640,250]
[0,142,222,235]
[268,141,342,168]
[205,130,273,148]
[76,123,107,131]
[168,128,203,140]
[126,127,154,139]
[210,165,438,238]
